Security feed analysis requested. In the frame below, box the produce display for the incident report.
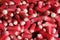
[0,0,60,40]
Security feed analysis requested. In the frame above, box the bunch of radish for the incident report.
[0,0,60,40]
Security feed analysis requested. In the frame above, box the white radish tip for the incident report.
[4,27,8,31]
[37,34,43,38]
[6,37,11,40]
[24,9,28,13]
[4,22,8,26]
[10,35,14,39]
[53,28,56,34]
[21,21,25,26]
[5,31,9,35]
[47,11,50,15]
[22,1,26,5]
[30,30,34,33]
[17,8,21,11]
[2,9,8,15]
[0,20,2,23]
[18,26,21,31]
[43,28,46,32]
[51,37,56,40]
[16,11,20,14]
[24,18,29,22]
[57,8,60,14]
[13,20,18,25]
[51,13,56,18]
[33,13,37,17]
[9,1,15,5]
[39,25,43,29]
[17,36,22,39]
[21,29,24,33]
[5,2,8,5]
[15,31,19,35]
[10,13,14,17]
[25,13,29,16]
[9,23,13,26]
